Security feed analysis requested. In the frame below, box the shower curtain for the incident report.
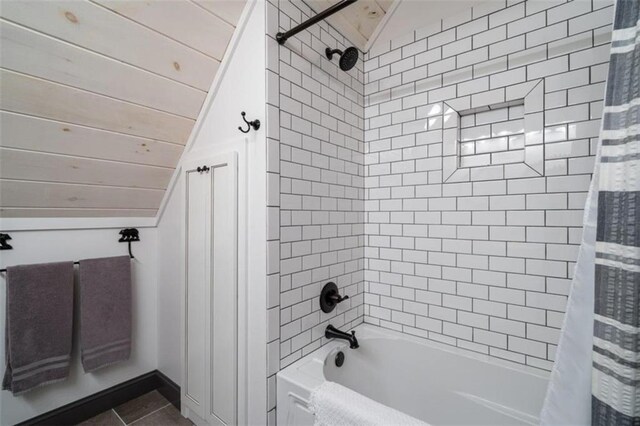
[541,1,639,425]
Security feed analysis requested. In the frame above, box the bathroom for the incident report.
[0,0,636,424]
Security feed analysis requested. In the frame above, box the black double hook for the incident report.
[238,111,260,133]
[196,166,210,173]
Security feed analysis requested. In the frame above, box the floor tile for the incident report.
[130,405,192,426]
[113,390,170,424]
[78,410,123,426]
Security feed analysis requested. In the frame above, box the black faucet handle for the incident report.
[320,282,349,313]
[329,293,349,303]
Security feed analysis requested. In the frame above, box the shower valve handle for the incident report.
[329,293,349,303]
[320,282,348,313]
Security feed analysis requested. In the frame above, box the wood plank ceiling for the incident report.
[306,0,393,50]
[0,0,246,218]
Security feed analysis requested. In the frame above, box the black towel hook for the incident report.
[238,111,260,133]
[118,228,140,259]
[0,230,140,274]
[0,233,12,250]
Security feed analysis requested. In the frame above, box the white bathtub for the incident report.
[277,324,549,425]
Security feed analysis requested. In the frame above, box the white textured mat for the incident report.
[309,381,428,426]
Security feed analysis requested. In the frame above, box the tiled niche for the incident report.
[442,80,544,182]
[459,102,525,167]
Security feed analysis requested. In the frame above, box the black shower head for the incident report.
[325,46,359,71]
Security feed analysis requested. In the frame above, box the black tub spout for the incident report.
[325,324,359,349]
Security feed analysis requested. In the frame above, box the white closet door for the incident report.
[183,152,238,426]
[208,157,237,426]
[184,164,212,420]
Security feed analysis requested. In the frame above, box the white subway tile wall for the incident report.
[363,0,613,371]
[265,0,612,420]
[265,1,365,420]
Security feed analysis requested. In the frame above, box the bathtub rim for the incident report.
[277,322,550,395]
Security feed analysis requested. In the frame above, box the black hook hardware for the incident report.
[0,233,12,250]
[0,234,13,250]
[320,281,349,313]
[196,166,210,173]
[118,228,140,259]
[0,230,140,273]
[238,111,260,133]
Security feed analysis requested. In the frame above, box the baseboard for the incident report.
[154,370,180,410]
[17,370,180,426]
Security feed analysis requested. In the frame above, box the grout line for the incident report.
[127,402,171,426]
[112,409,127,426]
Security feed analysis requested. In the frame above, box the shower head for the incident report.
[325,46,358,71]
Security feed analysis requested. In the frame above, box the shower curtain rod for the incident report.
[276,0,357,45]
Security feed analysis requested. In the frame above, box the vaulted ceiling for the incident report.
[0,0,246,218]
[0,0,401,219]
[306,0,394,50]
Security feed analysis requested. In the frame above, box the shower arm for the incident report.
[275,0,357,45]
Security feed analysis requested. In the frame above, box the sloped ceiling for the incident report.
[306,0,394,50]
[0,0,246,218]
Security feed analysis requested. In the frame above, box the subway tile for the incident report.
[490,317,526,337]
[527,56,568,79]
[489,36,525,59]
[545,104,589,126]
[457,17,489,39]
[548,0,591,24]
[526,22,567,48]
[489,67,526,88]
[428,28,456,50]
[526,259,567,278]
[353,0,605,370]
[507,12,546,38]
[509,336,546,358]
[570,44,610,70]
[458,47,490,68]
[490,3,525,28]
[475,329,507,348]
[443,38,472,58]
[548,32,593,59]
[473,26,507,50]
[569,7,614,36]
[402,39,428,58]
[508,305,546,324]
[508,44,547,69]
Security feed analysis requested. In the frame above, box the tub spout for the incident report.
[325,324,359,349]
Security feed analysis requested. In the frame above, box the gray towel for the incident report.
[79,256,132,372]
[2,261,74,395]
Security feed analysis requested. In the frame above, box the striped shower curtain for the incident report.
[591,0,640,424]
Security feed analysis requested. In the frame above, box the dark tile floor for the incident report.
[78,390,192,426]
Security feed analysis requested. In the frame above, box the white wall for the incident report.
[0,226,158,425]
[363,0,613,370]
[0,2,267,424]
[267,0,366,369]
[370,0,481,53]
[156,1,267,422]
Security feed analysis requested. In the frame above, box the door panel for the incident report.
[209,160,237,425]
[183,153,238,426]
[184,167,210,419]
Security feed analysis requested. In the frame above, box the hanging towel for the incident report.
[2,261,74,395]
[79,256,132,372]
[309,381,428,426]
